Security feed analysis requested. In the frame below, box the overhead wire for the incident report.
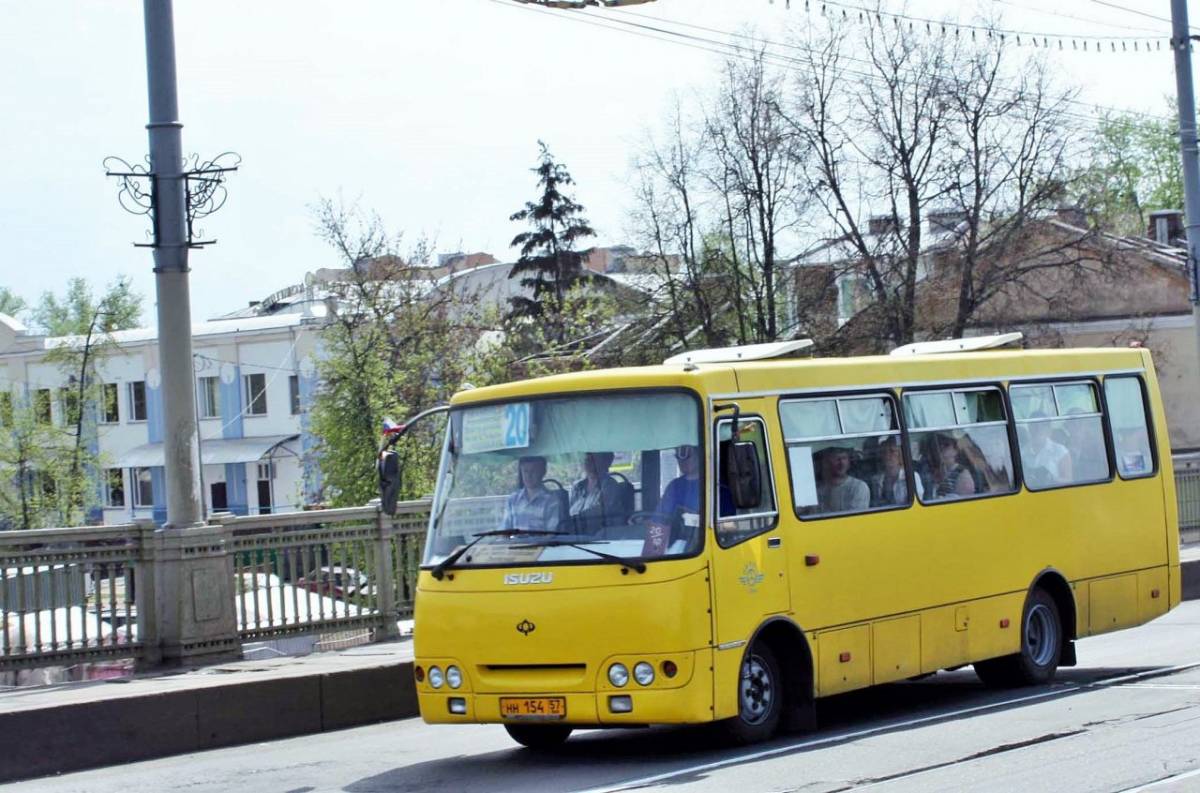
[596,4,1173,123]
[987,0,1167,36]
[489,0,1169,128]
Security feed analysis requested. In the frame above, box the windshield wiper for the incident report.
[430,529,564,580]
[511,540,647,574]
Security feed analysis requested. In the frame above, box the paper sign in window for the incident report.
[788,446,819,507]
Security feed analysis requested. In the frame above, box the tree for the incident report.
[0,287,24,318]
[307,199,498,507]
[1075,106,1183,236]
[26,277,144,525]
[784,20,1089,349]
[32,276,141,336]
[507,142,598,347]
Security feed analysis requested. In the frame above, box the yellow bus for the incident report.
[382,337,1181,748]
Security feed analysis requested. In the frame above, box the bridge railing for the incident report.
[0,501,431,673]
[0,523,144,671]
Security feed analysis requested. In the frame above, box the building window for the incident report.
[106,469,125,507]
[289,375,301,415]
[128,381,147,422]
[133,467,154,507]
[198,376,221,419]
[102,383,120,423]
[34,388,52,425]
[59,387,80,428]
[244,373,267,416]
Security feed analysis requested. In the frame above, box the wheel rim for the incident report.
[1025,603,1058,668]
[739,653,774,725]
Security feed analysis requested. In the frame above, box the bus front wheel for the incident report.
[975,588,1062,687]
[722,642,783,744]
[504,723,572,750]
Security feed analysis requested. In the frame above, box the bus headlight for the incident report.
[446,666,463,689]
[608,663,629,687]
[633,662,655,686]
[429,666,444,689]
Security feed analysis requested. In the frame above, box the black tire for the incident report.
[975,588,1063,687]
[721,642,784,745]
[504,723,573,750]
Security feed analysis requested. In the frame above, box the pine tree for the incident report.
[507,142,597,345]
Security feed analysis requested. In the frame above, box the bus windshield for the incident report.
[424,391,704,567]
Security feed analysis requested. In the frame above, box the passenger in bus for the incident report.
[929,434,977,499]
[869,437,922,507]
[816,446,870,513]
[568,452,625,531]
[1021,414,1073,488]
[499,455,562,532]
[661,444,734,518]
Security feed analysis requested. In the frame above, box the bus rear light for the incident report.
[661,660,678,678]
[838,652,851,663]
[805,555,820,567]
[1000,618,1010,628]
[414,666,425,682]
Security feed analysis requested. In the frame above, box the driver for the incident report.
[659,444,735,518]
[499,456,562,532]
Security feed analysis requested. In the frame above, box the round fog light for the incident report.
[608,663,629,688]
[446,665,463,689]
[634,662,655,686]
[429,666,444,689]
[661,660,678,678]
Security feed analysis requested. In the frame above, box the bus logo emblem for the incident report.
[516,619,536,636]
[505,572,553,585]
[740,563,765,593]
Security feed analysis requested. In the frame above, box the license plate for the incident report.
[500,697,567,720]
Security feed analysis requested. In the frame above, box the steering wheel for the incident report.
[628,510,671,527]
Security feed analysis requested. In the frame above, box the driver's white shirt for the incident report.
[500,487,561,531]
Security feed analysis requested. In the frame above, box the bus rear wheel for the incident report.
[722,642,783,745]
[504,723,573,750]
[975,588,1062,687]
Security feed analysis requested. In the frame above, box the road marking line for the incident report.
[574,662,1200,793]
[1116,765,1200,792]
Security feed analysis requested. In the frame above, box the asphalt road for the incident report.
[11,602,1200,793]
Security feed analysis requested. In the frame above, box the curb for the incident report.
[0,662,419,783]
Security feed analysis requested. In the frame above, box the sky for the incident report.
[1,0,1197,324]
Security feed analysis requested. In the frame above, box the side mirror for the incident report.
[378,449,401,516]
[724,441,762,510]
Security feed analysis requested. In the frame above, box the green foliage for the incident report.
[1075,107,1183,236]
[33,276,141,336]
[306,199,509,508]
[0,287,25,319]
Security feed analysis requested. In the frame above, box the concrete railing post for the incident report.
[374,505,400,642]
[146,520,242,666]
[134,519,161,669]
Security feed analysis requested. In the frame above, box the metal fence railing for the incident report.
[1175,466,1200,544]
[0,524,144,671]
[1,501,431,673]
[223,501,427,642]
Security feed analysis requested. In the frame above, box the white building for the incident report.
[0,310,323,525]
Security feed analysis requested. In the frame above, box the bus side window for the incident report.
[1012,381,1110,490]
[780,394,907,518]
[1104,376,1155,479]
[904,387,1016,503]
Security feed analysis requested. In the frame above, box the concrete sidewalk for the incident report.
[0,640,416,783]
[2,553,1198,784]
